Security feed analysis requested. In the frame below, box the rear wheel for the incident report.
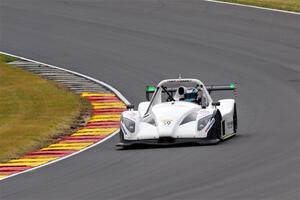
[233,103,238,133]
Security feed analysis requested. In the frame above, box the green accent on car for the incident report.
[146,85,156,92]
[229,82,236,89]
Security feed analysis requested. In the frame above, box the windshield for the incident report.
[144,79,212,116]
[160,85,200,103]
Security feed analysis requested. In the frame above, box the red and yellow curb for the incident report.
[0,92,126,180]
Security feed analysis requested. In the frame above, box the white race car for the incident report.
[117,78,237,147]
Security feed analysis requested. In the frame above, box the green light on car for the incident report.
[229,82,235,89]
[146,85,156,92]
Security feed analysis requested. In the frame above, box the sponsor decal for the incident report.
[199,110,211,115]
[227,121,233,129]
[167,79,192,83]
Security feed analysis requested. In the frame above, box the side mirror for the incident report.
[212,102,220,107]
[127,104,135,110]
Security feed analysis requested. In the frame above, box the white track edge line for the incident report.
[0,51,131,105]
[0,131,118,181]
[204,0,300,15]
[0,51,130,181]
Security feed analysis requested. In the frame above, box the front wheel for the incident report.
[119,129,125,141]
[207,110,222,140]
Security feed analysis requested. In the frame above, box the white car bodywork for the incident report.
[118,78,237,146]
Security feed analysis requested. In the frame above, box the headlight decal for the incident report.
[122,117,135,133]
[197,114,212,131]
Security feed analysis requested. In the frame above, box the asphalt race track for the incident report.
[0,0,299,199]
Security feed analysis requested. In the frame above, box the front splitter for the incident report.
[116,138,220,148]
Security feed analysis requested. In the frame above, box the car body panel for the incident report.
[118,78,237,147]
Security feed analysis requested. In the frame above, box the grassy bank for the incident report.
[0,54,18,63]
[219,0,300,13]
[0,58,87,162]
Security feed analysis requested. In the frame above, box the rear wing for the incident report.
[206,82,237,94]
[145,83,237,100]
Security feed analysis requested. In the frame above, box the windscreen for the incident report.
[160,82,202,103]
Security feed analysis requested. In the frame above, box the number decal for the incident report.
[162,120,172,126]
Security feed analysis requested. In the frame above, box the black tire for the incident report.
[207,110,222,140]
[233,103,238,133]
[119,128,125,141]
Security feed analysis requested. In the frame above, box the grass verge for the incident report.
[218,0,300,13]
[0,58,90,162]
[0,54,18,63]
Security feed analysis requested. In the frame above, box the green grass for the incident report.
[219,0,300,12]
[0,60,88,162]
[0,54,18,63]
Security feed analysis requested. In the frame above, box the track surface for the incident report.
[0,0,299,199]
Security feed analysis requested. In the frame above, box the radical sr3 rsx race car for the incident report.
[117,78,237,147]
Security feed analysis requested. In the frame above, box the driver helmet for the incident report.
[184,88,198,102]
[174,86,186,101]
